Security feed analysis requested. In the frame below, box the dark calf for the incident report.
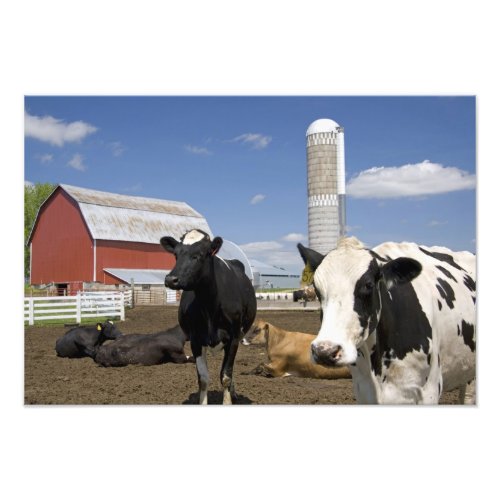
[161,228,257,404]
[293,285,317,303]
[94,325,194,367]
[55,320,122,359]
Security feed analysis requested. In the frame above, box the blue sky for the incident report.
[24,96,476,273]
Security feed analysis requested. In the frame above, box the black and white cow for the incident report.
[161,229,257,404]
[94,325,194,367]
[298,237,476,404]
[55,320,123,359]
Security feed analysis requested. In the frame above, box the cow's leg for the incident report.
[458,379,476,404]
[169,350,193,364]
[220,337,240,405]
[261,360,287,378]
[192,342,209,405]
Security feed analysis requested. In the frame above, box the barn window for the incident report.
[141,284,151,290]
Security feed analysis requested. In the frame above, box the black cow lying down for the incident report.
[94,325,194,367]
[55,320,123,359]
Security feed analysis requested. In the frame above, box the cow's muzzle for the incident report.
[311,341,343,366]
[165,275,181,290]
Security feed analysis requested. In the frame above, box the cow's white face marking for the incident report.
[312,238,374,366]
[182,229,207,245]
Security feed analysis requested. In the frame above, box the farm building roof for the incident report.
[30,184,213,245]
[104,268,170,285]
[217,240,253,280]
[306,118,341,136]
[250,259,300,277]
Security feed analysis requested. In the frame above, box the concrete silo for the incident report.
[306,118,346,255]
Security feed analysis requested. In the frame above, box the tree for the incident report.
[25,182,56,280]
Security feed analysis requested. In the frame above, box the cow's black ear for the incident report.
[297,243,325,272]
[210,236,223,256]
[381,257,422,290]
[160,236,179,254]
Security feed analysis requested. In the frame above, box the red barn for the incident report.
[27,184,213,293]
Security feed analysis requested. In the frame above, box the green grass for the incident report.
[24,315,122,327]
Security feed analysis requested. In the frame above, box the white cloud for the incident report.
[121,183,143,193]
[239,240,303,273]
[240,241,283,253]
[282,233,306,242]
[109,141,126,157]
[230,133,272,150]
[25,180,34,188]
[67,153,87,171]
[262,251,304,272]
[184,144,213,155]
[427,219,448,227]
[35,153,54,164]
[25,111,98,147]
[250,194,266,205]
[347,160,476,199]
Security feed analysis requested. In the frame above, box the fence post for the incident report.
[28,298,34,326]
[120,292,125,320]
[76,292,81,323]
[130,278,135,308]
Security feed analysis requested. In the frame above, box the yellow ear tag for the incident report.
[97,325,102,331]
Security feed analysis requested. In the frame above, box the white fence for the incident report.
[256,292,293,301]
[24,291,132,325]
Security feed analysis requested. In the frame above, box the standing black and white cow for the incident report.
[55,320,123,359]
[161,229,257,404]
[298,237,476,404]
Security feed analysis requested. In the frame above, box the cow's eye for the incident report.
[191,255,199,261]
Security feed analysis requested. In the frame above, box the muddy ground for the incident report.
[25,305,461,405]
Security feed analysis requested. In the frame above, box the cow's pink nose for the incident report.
[311,341,342,366]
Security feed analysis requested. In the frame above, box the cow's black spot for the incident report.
[419,247,465,272]
[353,259,381,335]
[437,299,442,310]
[463,275,476,292]
[370,279,432,377]
[427,353,431,365]
[458,319,476,352]
[436,265,457,282]
[435,278,456,309]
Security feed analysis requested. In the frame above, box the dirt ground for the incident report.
[25,305,461,405]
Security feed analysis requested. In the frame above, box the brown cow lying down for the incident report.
[241,320,351,380]
[94,325,194,367]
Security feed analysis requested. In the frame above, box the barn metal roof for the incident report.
[60,184,213,244]
[104,268,170,285]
